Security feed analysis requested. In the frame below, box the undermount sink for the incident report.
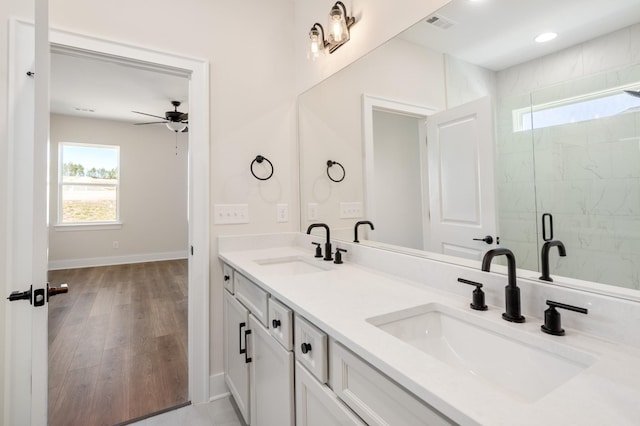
[254,256,332,276]
[367,303,596,402]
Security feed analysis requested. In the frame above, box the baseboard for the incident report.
[209,372,229,401]
[48,251,188,270]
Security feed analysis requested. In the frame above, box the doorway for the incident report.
[46,45,192,425]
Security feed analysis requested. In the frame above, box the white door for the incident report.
[223,290,251,424]
[249,315,294,426]
[426,96,497,260]
[6,11,50,426]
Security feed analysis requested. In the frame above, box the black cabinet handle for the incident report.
[239,322,246,354]
[272,319,281,329]
[224,275,230,281]
[473,235,493,244]
[301,342,312,354]
[244,329,252,363]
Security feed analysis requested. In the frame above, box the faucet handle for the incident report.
[457,278,488,311]
[334,248,347,264]
[311,242,322,258]
[541,300,588,336]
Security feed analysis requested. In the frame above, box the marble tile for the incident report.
[582,26,633,75]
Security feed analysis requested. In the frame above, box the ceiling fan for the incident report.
[132,100,188,132]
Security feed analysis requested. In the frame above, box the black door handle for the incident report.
[473,235,493,244]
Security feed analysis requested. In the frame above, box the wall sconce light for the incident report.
[307,1,356,60]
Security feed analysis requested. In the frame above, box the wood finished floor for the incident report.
[48,260,188,426]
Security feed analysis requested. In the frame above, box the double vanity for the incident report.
[219,232,640,425]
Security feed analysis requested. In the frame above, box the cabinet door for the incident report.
[296,362,365,426]
[223,290,250,424]
[249,316,294,426]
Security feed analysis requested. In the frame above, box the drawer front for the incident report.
[295,315,328,383]
[222,263,234,293]
[235,273,269,327]
[269,298,293,351]
[296,361,365,426]
[331,341,454,426]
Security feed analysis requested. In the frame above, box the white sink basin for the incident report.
[254,256,332,276]
[367,303,596,402]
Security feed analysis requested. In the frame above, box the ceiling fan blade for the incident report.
[134,121,167,125]
[132,110,167,120]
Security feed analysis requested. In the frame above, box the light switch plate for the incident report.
[340,202,362,219]
[308,203,318,221]
[214,204,249,224]
[276,203,289,223]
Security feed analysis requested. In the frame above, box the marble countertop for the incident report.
[219,243,640,425]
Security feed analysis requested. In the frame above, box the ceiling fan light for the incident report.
[166,121,187,132]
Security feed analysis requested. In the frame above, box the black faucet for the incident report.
[539,240,566,282]
[306,223,333,261]
[481,248,525,323]
[354,220,375,243]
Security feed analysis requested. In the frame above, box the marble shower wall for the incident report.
[495,24,640,289]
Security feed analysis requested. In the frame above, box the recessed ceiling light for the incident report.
[535,32,557,43]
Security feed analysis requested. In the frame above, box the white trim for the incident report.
[209,373,230,401]
[47,250,188,270]
[54,222,123,231]
[49,28,211,404]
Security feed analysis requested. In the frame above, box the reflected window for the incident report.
[58,142,120,224]
[513,85,640,132]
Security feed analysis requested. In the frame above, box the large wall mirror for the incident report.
[299,0,640,296]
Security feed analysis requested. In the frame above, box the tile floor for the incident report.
[128,396,243,426]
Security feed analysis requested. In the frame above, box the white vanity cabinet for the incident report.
[223,267,294,426]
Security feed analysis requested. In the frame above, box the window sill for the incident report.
[54,222,123,232]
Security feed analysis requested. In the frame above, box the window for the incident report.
[512,84,640,132]
[58,143,120,224]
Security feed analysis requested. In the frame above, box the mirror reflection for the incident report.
[299,0,640,292]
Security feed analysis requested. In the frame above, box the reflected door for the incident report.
[426,96,497,260]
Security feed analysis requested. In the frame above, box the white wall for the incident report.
[48,114,188,268]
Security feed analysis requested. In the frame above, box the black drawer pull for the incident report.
[272,319,281,329]
[301,342,312,354]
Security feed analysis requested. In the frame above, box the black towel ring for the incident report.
[251,155,274,181]
[326,160,345,183]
